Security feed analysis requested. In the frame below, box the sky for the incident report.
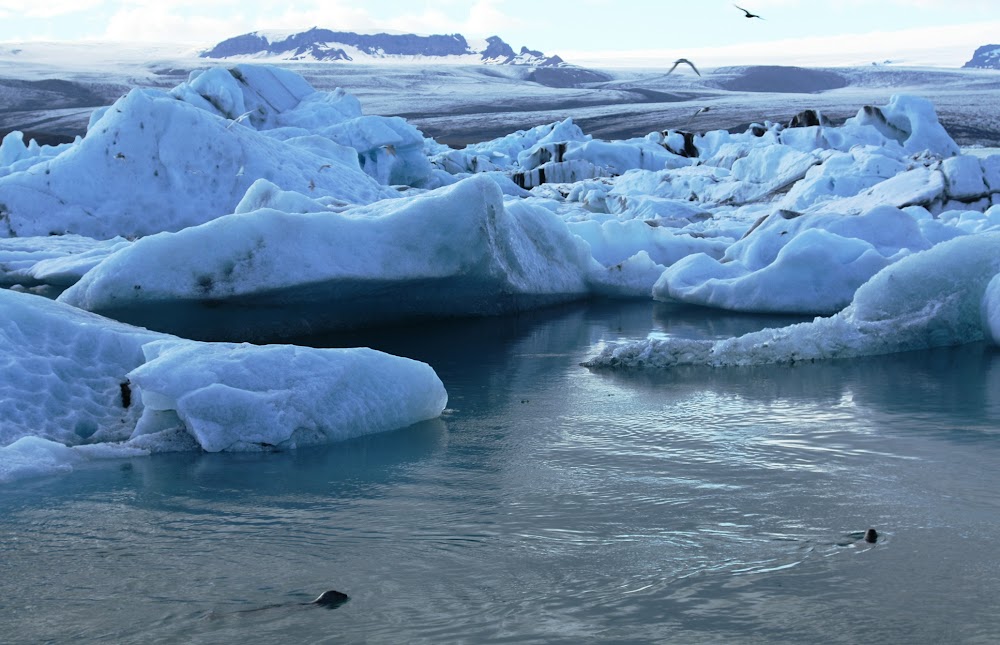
[2,0,1000,68]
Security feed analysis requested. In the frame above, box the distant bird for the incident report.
[734,4,764,19]
[667,58,701,77]
[226,110,254,129]
[684,106,710,128]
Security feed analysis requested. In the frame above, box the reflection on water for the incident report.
[3,300,1000,644]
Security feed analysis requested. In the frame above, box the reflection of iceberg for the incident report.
[585,234,1000,369]
[122,416,450,496]
[0,289,447,483]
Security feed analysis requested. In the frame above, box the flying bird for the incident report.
[734,4,764,19]
[226,110,254,129]
[667,58,701,77]
[684,106,710,128]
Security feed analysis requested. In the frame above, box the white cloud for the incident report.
[101,6,248,45]
[465,1,526,36]
[377,1,525,38]
[0,0,104,19]
[562,20,1000,68]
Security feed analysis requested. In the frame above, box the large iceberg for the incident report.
[0,65,425,239]
[58,175,600,340]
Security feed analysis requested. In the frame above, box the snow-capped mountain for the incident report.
[962,44,1000,69]
[200,28,566,66]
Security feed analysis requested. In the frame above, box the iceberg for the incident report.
[654,205,936,315]
[584,233,1000,370]
[0,289,447,481]
[58,175,599,340]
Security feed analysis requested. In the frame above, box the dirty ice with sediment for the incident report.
[3,63,1000,482]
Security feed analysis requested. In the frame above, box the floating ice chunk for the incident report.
[657,228,894,315]
[937,207,1000,235]
[655,205,932,314]
[182,66,249,120]
[515,159,608,189]
[0,289,163,449]
[321,115,434,186]
[0,288,450,480]
[173,64,323,128]
[460,118,590,168]
[0,131,77,178]
[585,250,667,298]
[0,130,28,167]
[0,437,80,483]
[981,155,1000,193]
[234,178,351,214]
[568,218,728,268]
[60,175,596,340]
[941,155,990,201]
[780,147,908,211]
[610,164,731,204]
[981,273,1000,346]
[585,233,1000,369]
[562,139,689,175]
[840,95,959,158]
[0,235,131,288]
[0,436,148,484]
[127,340,447,452]
[0,87,391,238]
[808,166,946,215]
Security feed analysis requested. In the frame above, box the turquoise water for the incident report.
[4,300,1000,644]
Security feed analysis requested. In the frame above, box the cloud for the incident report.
[0,0,104,19]
[101,5,249,44]
[465,1,526,36]
[561,20,1000,68]
[378,1,525,38]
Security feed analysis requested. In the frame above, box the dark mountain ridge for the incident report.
[963,45,1000,70]
[201,28,566,67]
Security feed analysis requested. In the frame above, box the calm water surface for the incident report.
[3,300,1000,644]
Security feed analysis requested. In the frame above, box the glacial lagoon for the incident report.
[4,299,1000,644]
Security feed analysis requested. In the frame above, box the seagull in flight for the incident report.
[667,58,701,76]
[685,106,710,128]
[734,4,764,19]
[225,110,254,129]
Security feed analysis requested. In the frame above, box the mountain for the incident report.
[962,44,1000,69]
[200,28,567,67]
